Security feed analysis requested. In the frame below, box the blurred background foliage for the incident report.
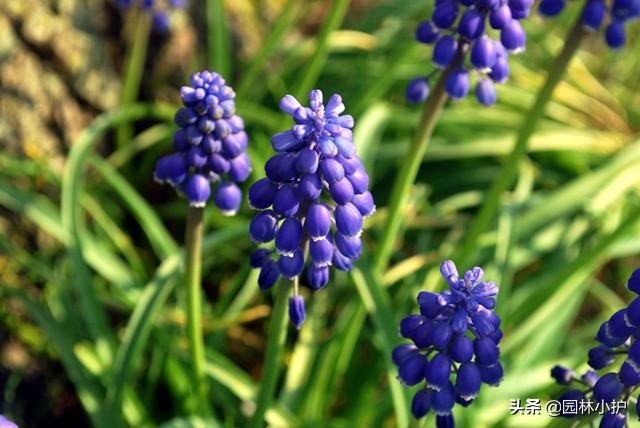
[1,0,640,427]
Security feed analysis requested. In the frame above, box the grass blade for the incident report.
[291,0,351,101]
[505,202,640,358]
[104,226,246,423]
[207,0,230,77]
[351,267,410,428]
[2,288,106,428]
[91,156,178,258]
[204,350,300,427]
[237,0,298,98]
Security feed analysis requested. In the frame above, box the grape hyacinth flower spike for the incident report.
[409,0,533,106]
[154,70,249,409]
[539,0,640,49]
[116,0,186,33]
[393,260,503,425]
[154,70,250,212]
[451,0,623,265]
[374,0,535,278]
[249,89,375,329]
[550,268,640,426]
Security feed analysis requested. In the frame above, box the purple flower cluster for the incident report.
[407,0,533,106]
[392,260,503,425]
[550,268,640,427]
[550,367,629,426]
[248,90,375,329]
[116,0,186,33]
[539,0,640,49]
[154,70,250,213]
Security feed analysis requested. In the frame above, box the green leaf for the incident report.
[506,202,640,362]
[204,350,300,428]
[207,0,230,78]
[60,104,175,367]
[91,156,178,258]
[104,226,245,423]
[291,0,351,101]
[0,183,138,303]
[351,267,410,428]
[2,288,106,428]
[158,416,221,428]
[236,0,298,98]
[104,255,180,422]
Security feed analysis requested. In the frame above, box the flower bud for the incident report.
[184,174,211,207]
[289,295,306,329]
[214,181,241,215]
[249,210,279,243]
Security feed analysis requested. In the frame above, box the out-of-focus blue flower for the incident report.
[601,412,626,428]
[557,389,586,417]
[446,68,470,100]
[408,0,534,105]
[116,0,186,32]
[392,260,503,423]
[605,20,627,48]
[475,79,497,105]
[550,268,640,425]
[154,70,250,212]
[249,90,375,328]
[406,77,431,103]
[539,0,566,16]
[152,10,171,33]
[538,0,639,49]
[551,365,575,385]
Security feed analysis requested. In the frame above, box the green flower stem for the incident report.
[455,16,588,266]
[248,279,292,428]
[184,206,208,412]
[373,46,468,274]
[116,12,151,149]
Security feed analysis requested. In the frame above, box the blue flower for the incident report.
[593,372,624,402]
[115,0,187,32]
[539,0,566,16]
[550,268,640,424]
[605,20,626,49]
[154,70,250,212]
[551,365,575,385]
[393,260,503,422]
[601,412,626,428]
[583,1,607,31]
[475,79,497,106]
[288,295,306,330]
[409,0,534,105]
[445,68,470,100]
[411,389,432,418]
[406,77,431,103]
[249,90,375,328]
[435,414,455,428]
[588,345,615,369]
[539,0,639,49]
[557,389,586,418]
